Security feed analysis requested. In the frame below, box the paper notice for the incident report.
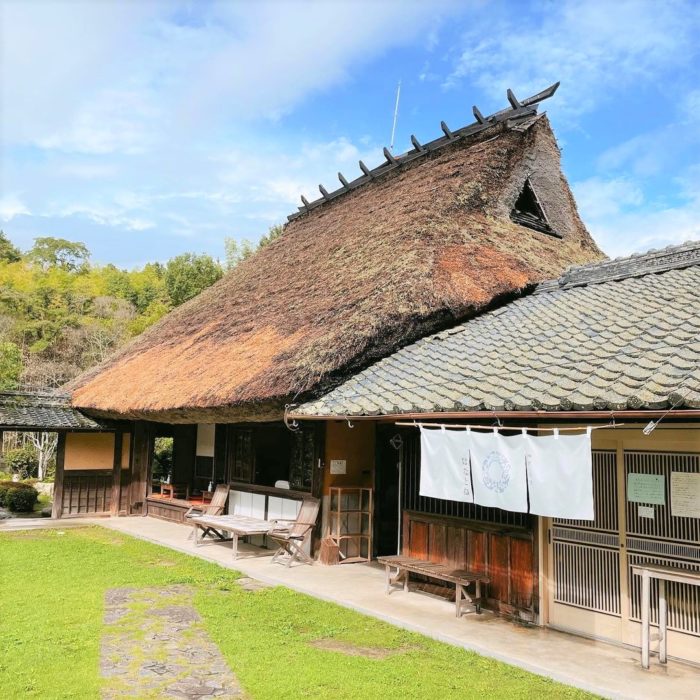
[627,473,665,505]
[671,472,700,518]
[330,459,347,475]
[638,505,655,520]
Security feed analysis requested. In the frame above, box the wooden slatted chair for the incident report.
[185,484,230,540]
[268,496,320,567]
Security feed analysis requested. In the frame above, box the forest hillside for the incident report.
[0,228,285,391]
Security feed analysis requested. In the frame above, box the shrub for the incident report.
[0,481,13,506]
[3,446,39,479]
[6,484,38,512]
[0,480,38,510]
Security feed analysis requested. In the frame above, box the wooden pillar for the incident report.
[110,431,123,516]
[130,422,153,515]
[214,424,228,483]
[51,433,67,519]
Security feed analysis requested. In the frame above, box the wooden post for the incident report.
[130,422,153,515]
[110,431,123,516]
[310,423,325,552]
[659,578,667,664]
[51,433,66,519]
[641,569,650,669]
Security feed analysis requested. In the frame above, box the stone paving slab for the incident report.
[101,585,243,699]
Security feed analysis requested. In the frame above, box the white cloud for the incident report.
[574,173,700,258]
[55,203,155,232]
[573,177,643,219]
[37,89,160,155]
[1,1,460,154]
[0,1,164,147]
[445,0,700,118]
[0,194,30,221]
[215,136,381,211]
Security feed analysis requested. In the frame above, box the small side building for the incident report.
[292,241,700,664]
[0,391,128,517]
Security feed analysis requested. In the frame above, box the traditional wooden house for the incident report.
[56,84,601,527]
[291,241,700,664]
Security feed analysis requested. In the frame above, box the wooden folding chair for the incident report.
[185,484,230,540]
[268,496,320,567]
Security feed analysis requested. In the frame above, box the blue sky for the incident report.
[1,0,699,266]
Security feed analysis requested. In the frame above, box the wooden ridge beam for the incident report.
[288,82,562,221]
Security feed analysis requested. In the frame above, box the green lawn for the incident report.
[0,527,594,699]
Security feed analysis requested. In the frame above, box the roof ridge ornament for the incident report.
[507,88,522,109]
[440,121,455,139]
[289,82,561,221]
[472,105,488,124]
[383,147,397,165]
[410,134,425,152]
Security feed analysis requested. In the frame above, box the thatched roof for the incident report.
[70,93,603,423]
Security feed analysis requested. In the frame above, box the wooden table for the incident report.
[378,555,489,616]
[632,563,700,669]
[160,483,189,500]
[190,514,274,560]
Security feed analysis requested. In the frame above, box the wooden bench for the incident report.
[377,555,489,617]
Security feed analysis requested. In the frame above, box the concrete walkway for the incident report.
[5,516,700,699]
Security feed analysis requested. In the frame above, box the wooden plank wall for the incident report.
[403,510,537,619]
[146,499,188,524]
[61,470,112,516]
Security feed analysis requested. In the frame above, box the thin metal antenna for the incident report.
[389,80,401,152]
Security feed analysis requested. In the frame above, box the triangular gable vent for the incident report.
[511,178,560,237]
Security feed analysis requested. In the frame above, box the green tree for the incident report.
[28,237,90,271]
[224,223,284,270]
[0,230,21,263]
[224,238,256,269]
[0,342,22,390]
[164,253,223,306]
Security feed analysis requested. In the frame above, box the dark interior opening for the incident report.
[510,179,560,237]
[254,424,292,487]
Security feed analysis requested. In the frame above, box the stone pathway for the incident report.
[101,585,243,699]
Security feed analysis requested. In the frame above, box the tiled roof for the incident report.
[296,241,700,416]
[0,392,106,430]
